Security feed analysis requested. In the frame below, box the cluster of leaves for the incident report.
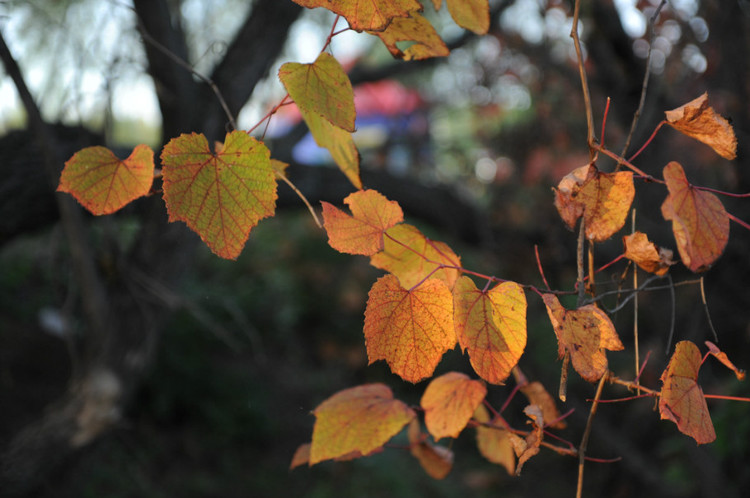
[55,0,747,487]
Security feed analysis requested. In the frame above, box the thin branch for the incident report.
[576,372,608,498]
[571,0,597,152]
[665,273,676,354]
[700,277,719,343]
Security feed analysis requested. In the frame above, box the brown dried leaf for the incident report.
[520,381,566,430]
[665,93,737,160]
[623,231,674,276]
[705,341,746,381]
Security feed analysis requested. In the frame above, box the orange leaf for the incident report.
[445,0,490,34]
[542,294,624,382]
[453,277,527,384]
[508,405,544,475]
[520,381,566,430]
[660,161,729,273]
[705,341,746,381]
[161,131,277,260]
[292,0,422,32]
[408,420,453,479]
[303,108,362,189]
[553,164,634,241]
[290,443,311,469]
[310,383,416,464]
[665,93,737,160]
[473,404,515,475]
[623,231,674,276]
[279,52,356,132]
[364,274,456,383]
[659,341,716,444]
[57,144,154,215]
[421,372,487,440]
[321,189,404,255]
[370,223,461,289]
[369,11,449,60]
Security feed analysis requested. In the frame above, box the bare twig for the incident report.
[571,0,597,153]
[576,372,608,498]
[700,277,719,343]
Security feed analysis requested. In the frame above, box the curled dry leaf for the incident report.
[310,383,416,464]
[508,405,544,475]
[421,371,487,440]
[370,11,449,60]
[623,231,674,276]
[659,341,716,445]
[473,404,515,475]
[661,162,729,273]
[543,294,624,383]
[364,275,456,383]
[705,341,746,381]
[665,93,737,160]
[321,189,404,256]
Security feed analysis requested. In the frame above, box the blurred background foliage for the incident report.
[1,0,749,496]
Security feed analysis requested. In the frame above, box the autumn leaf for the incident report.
[290,443,311,469]
[58,144,154,215]
[543,294,623,382]
[369,11,449,60]
[665,93,737,160]
[363,274,455,383]
[553,164,590,230]
[370,223,461,289]
[705,341,746,381]
[659,341,716,444]
[661,161,729,272]
[301,107,362,189]
[453,277,527,384]
[309,383,416,464]
[279,52,356,132]
[292,0,422,32]
[161,131,277,260]
[508,405,544,475]
[473,404,515,475]
[623,231,674,276]
[520,381,566,430]
[408,420,453,479]
[444,0,490,34]
[321,189,404,255]
[421,372,487,440]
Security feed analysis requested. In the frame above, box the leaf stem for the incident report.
[275,172,322,228]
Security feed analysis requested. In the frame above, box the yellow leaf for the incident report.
[421,371,487,440]
[369,11,449,61]
[623,231,675,276]
[665,93,737,160]
[446,0,489,34]
[292,0,422,32]
[303,110,362,189]
[473,404,515,475]
[408,420,453,479]
[520,381,566,430]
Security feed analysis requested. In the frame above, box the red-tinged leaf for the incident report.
[661,162,729,272]
[310,383,416,464]
[543,294,624,382]
[665,93,737,160]
[369,12,449,60]
[421,372,487,440]
[290,443,311,469]
[408,419,453,479]
[623,231,675,276]
[659,341,716,444]
[321,189,404,255]
[520,381,566,430]
[453,277,527,384]
[304,110,362,189]
[364,274,456,383]
[473,404,515,475]
[508,405,544,475]
[370,223,461,289]
[161,131,277,260]
[553,164,590,230]
[292,0,422,32]
[446,0,490,34]
[57,144,154,215]
[705,341,746,381]
[279,52,356,132]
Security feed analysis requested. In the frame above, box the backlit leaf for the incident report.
[292,0,422,32]
[310,383,416,464]
[58,144,154,215]
[370,223,461,289]
[321,189,404,255]
[660,161,729,272]
[665,93,737,160]
[473,404,515,475]
[370,12,449,60]
[290,443,311,469]
[421,372,487,440]
[553,164,590,230]
[623,231,674,276]
[161,131,277,260]
[446,0,490,34]
[659,341,716,444]
[520,381,566,430]
[453,277,526,384]
[408,420,453,479]
[279,52,356,132]
[705,341,746,381]
[303,109,362,189]
[364,274,456,383]
[542,294,624,382]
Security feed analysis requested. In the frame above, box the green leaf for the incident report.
[161,131,277,260]
[304,109,362,189]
